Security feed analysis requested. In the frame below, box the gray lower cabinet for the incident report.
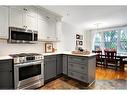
[68,55,96,84]
[62,55,68,75]
[44,55,57,81]
[56,54,63,75]
[0,59,14,89]
[44,54,96,85]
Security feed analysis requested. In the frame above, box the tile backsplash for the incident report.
[0,40,56,56]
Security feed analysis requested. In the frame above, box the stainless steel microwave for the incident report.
[8,27,38,43]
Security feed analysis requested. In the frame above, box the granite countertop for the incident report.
[0,56,12,60]
[43,52,96,57]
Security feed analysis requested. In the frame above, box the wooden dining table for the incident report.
[101,53,127,71]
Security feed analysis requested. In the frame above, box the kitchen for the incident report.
[0,5,127,90]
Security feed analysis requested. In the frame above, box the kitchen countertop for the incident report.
[0,52,96,60]
[0,56,12,60]
[43,52,96,57]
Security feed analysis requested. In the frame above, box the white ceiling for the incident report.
[43,6,127,30]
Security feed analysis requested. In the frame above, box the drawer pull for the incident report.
[81,67,84,69]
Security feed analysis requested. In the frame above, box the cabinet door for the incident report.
[63,55,68,75]
[25,6,37,17]
[25,14,37,30]
[44,60,57,81]
[0,59,14,89]
[47,19,56,39]
[0,6,8,39]
[9,7,24,28]
[56,55,63,75]
[0,71,13,89]
[38,18,48,40]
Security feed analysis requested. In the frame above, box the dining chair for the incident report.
[92,50,103,67]
[123,58,127,71]
[104,50,118,70]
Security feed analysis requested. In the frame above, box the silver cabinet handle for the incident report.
[26,8,28,11]
[23,8,26,11]
[23,8,28,11]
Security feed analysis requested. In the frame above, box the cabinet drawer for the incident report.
[68,63,88,74]
[68,70,88,83]
[44,55,56,61]
[68,56,88,65]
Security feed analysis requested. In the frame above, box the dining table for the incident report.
[101,53,127,71]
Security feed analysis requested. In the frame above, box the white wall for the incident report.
[62,22,84,51]
[84,30,92,51]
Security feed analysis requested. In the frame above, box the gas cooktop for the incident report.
[9,53,42,57]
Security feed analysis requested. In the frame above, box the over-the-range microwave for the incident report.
[8,27,38,43]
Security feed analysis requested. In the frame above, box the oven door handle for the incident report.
[14,60,43,67]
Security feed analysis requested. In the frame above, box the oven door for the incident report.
[14,60,44,89]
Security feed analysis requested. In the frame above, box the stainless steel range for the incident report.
[10,53,44,89]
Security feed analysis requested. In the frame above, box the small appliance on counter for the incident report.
[72,48,90,55]
[9,53,44,89]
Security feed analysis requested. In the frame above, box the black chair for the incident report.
[104,50,118,70]
[123,58,127,71]
[92,50,103,67]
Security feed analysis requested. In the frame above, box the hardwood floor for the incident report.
[39,67,127,90]
[96,67,127,80]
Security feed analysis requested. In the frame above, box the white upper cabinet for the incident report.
[9,6,37,30]
[9,7,25,28]
[37,8,57,40]
[25,14,37,30]
[38,18,57,40]
[38,18,48,40]
[47,19,57,40]
[0,6,9,39]
[25,6,38,30]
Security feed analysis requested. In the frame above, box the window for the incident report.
[119,29,127,52]
[94,33,101,50]
[93,27,127,52]
[104,30,117,49]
